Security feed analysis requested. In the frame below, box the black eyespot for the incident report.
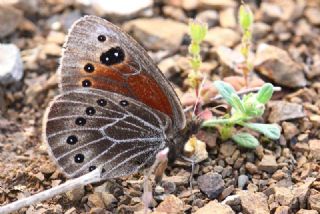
[98,35,106,42]
[89,166,96,171]
[85,107,96,116]
[120,100,129,107]
[82,79,91,87]
[84,63,94,73]
[97,99,107,107]
[66,135,78,145]
[75,117,86,126]
[100,47,125,66]
[74,154,84,163]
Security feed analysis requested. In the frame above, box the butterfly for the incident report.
[43,15,189,180]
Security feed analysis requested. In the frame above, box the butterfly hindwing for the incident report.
[43,88,172,178]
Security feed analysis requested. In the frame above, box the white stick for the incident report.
[0,167,103,214]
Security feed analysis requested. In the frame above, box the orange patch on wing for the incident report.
[79,77,130,95]
[85,63,125,82]
[112,63,135,74]
[128,74,173,118]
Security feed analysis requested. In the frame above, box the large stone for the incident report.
[205,27,240,47]
[219,8,236,28]
[273,186,295,207]
[198,172,225,199]
[297,209,318,214]
[305,7,320,26]
[308,139,320,160]
[0,5,22,38]
[268,101,305,123]
[238,191,269,214]
[156,194,185,214]
[254,44,307,88]
[258,154,278,173]
[123,18,188,51]
[252,22,271,39]
[196,10,219,28]
[309,193,320,212]
[0,44,23,85]
[0,0,39,14]
[77,0,152,17]
[87,193,105,208]
[194,200,234,214]
[199,0,236,9]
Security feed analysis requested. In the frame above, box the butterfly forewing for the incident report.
[44,88,172,178]
[59,15,185,130]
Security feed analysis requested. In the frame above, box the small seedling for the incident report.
[187,20,207,92]
[202,81,281,148]
[238,2,254,87]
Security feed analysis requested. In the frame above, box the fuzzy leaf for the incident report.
[256,83,274,104]
[230,93,246,113]
[232,132,259,149]
[239,5,253,31]
[214,81,239,108]
[189,20,208,43]
[201,118,232,127]
[243,123,281,140]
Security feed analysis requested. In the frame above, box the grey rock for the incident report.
[238,190,270,214]
[198,172,225,199]
[258,154,278,173]
[123,18,188,51]
[237,175,249,189]
[199,0,236,9]
[268,101,305,123]
[205,27,240,47]
[0,5,22,38]
[255,44,307,88]
[0,44,23,85]
[196,10,219,28]
[77,0,153,17]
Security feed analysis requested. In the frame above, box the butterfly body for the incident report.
[43,16,187,179]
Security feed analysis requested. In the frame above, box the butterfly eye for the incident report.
[82,79,92,87]
[120,100,129,107]
[75,117,86,126]
[98,35,106,42]
[66,135,78,145]
[97,99,107,106]
[100,47,125,66]
[84,63,95,73]
[74,154,85,163]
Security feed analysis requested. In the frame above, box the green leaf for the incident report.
[214,81,239,108]
[232,132,259,149]
[230,93,246,113]
[189,20,208,43]
[201,118,233,127]
[238,4,253,31]
[242,123,281,140]
[256,83,274,104]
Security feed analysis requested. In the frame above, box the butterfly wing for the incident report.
[58,15,185,131]
[43,88,172,178]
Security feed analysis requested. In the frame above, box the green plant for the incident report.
[202,81,281,148]
[187,20,207,91]
[238,2,254,87]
